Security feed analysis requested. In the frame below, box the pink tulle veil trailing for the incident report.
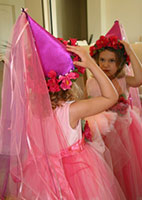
[0,10,76,199]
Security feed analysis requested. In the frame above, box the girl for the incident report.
[52,44,124,199]
[0,11,126,200]
[86,35,142,200]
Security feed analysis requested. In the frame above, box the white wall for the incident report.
[25,0,43,26]
[105,0,142,43]
[87,0,142,43]
[87,0,104,43]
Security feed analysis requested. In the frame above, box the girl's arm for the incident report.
[66,45,118,128]
[120,40,142,87]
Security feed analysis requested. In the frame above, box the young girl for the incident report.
[52,44,125,200]
[0,11,127,200]
[86,35,142,200]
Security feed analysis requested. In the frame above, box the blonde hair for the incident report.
[5,197,18,200]
[49,82,83,109]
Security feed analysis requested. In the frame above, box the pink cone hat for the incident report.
[105,20,123,40]
[24,11,74,77]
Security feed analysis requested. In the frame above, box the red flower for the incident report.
[96,40,104,49]
[109,95,129,116]
[47,70,57,78]
[83,121,92,142]
[47,78,60,93]
[57,38,68,45]
[70,38,77,46]
[89,35,130,66]
[119,95,129,104]
[73,55,80,62]
[58,38,64,42]
[76,66,85,74]
[126,56,130,65]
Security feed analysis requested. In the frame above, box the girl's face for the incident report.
[98,50,118,79]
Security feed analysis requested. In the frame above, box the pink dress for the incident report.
[54,102,126,200]
[86,77,142,200]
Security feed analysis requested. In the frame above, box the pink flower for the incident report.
[59,76,72,90]
[68,72,79,79]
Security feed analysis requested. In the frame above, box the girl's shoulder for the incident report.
[55,101,74,114]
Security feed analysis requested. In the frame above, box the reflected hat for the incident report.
[89,20,130,65]
[105,20,124,40]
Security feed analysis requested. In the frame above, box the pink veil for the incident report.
[0,11,76,199]
[106,20,142,116]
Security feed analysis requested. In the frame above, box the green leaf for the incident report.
[81,119,86,131]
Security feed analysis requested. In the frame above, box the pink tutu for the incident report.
[10,137,126,200]
[110,109,142,200]
[61,138,126,200]
[87,108,142,200]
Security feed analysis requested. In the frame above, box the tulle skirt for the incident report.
[61,139,126,200]
[109,109,142,200]
[87,109,142,200]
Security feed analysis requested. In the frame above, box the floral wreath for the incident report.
[90,35,130,65]
[45,38,85,93]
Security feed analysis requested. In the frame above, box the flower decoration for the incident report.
[82,120,92,142]
[90,35,130,65]
[45,38,85,93]
[109,94,130,116]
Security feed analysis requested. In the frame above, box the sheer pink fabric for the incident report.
[0,13,76,199]
[118,23,142,116]
[106,20,142,116]
[0,12,128,200]
[86,77,142,200]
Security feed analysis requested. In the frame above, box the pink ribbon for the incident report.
[61,137,85,158]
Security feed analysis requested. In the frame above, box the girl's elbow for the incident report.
[133,80,142,87]
[138,79,142,86]
[111,93,119,105]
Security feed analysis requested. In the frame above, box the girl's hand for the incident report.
[119,40,133,56]
[120,40,142,87]
[66,45,96,69]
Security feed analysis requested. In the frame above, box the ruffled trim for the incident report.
[86,111,118,136]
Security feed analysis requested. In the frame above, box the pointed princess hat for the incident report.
[90,20,130,65]
[23,10,84,92]
[26,13,74,76]
[105,20,124,40]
